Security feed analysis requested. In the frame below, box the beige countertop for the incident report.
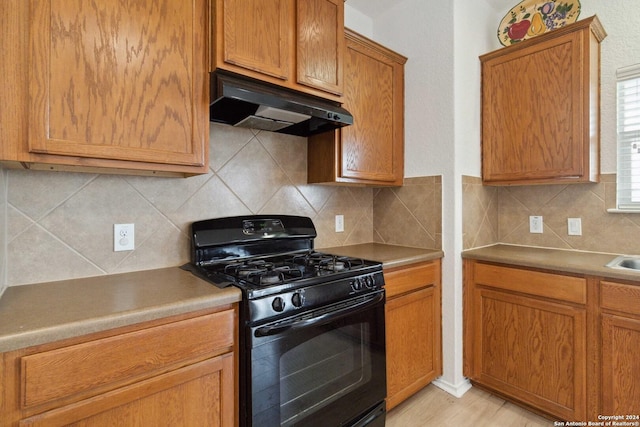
[318,243,444,269]
[0,243,440,353]
[462,244,640,282]
[8,244,634,353]
[0,267,241,353]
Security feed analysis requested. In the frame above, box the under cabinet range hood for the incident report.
[210,71,353,137]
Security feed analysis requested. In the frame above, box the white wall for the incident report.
[344,5,373,38]
[580,1,640,173]
[448,0,497,395]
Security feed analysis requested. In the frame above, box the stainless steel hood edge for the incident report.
[210,71,353,137]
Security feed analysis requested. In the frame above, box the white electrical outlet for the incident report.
[335,215,344,233]
[529,216,543,234]
[114,224,135,251]
[568,218,582,236]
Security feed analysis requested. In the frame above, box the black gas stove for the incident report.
[185,215,387,427]
[187,215,384,323]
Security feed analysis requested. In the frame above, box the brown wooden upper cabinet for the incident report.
[308,29,406,186]
[480,16,606,185]
[0,0,210,176]
[212,0,344,102]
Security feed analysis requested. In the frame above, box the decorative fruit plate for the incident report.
[497,0,581,46]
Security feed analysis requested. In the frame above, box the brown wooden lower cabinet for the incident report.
[601,280,640,414]
[464,259,640,421]
[0,306,237,427]
[464,260,590,420]
[471,287,587,419]
[384,260,442,410]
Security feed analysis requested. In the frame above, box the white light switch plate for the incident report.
[335,215,344,233]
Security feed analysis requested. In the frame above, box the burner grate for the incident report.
[224,259,305,286]
[292,253,365,275]
[195,250,373,291]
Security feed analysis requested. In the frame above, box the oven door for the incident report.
[243,290,386,427]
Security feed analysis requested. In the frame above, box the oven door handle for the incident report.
[254,292,384,337]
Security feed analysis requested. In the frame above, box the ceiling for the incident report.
[346,0,393,18]
[483,0,517,11]
[347,0,514,18]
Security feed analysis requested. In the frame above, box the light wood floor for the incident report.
[386,385,554,427]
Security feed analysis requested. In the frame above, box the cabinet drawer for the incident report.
[384,261,440,299]
[19,354,235,427]
[473,263,586,304]
[21,310,234,408]
[601,280,640,316]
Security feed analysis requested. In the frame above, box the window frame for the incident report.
[615,63,640,212]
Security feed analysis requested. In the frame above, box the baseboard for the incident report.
[431,377,472,398]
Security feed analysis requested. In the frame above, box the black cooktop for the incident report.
[186,215,382,298]
[207,249,370,280]
[193,250,378,293]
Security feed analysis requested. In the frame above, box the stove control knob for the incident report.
[353,278,363,291]
[291,292,304,308]
[365,275,373,288]
[272,297,285,312]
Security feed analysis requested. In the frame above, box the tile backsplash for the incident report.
[463,175,640,255]
[1,168,6,295]
[462,176,498,249]
[4,124,442,286]
[373,176,442,249]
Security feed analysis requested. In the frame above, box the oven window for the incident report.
[249,300,385,427]
[280,322,372,425]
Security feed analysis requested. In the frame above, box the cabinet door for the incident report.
[20,354,234,427]
[307,30,405,186]
[481,17,605,185]
[471,288,587,420]
[341,31,405,185]
[296,0,344,96]
[216,0,291,80]
[602,314,640,414]
[386,286,439,410]
[482,31,583,182]
[28,0,208,168]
